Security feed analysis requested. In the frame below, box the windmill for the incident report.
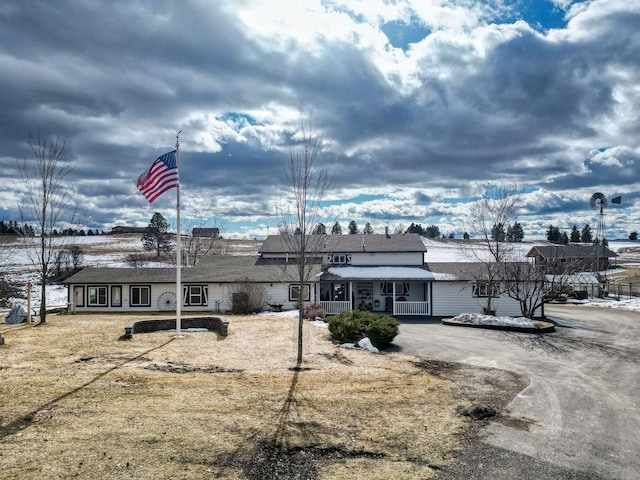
[589,193,621,280]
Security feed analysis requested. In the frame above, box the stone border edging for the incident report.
[441,318,555,333]
[124,316,229,338]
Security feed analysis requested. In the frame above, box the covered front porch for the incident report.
[316,266,434,316]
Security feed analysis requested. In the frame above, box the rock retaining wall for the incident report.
[124,317,229,338]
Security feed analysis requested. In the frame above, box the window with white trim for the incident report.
[130,285,151,307]
[73,286,85,307]
[111,286,122,307]
[88,286,108,306]
[289,284,311,302]
[183,285,208,306]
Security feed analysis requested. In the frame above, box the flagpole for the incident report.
[175,130,183,338]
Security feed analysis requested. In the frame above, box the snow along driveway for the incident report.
[394,305,640,480]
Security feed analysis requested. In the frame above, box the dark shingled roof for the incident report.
[526,244,617,259]
[259,233,427,254]
[64,255,323,285]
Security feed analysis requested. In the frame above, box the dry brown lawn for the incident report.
[0,313,521,479]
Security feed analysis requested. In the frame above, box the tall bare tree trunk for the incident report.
[277,116,332,366]
[18,131,78,324]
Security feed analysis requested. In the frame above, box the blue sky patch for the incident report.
[381,17,432,50]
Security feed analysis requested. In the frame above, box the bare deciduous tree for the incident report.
[18,131,80,323]
[500,261,546,318]
[179,217,226,267]
[466,185,522,315]
[276,118,332,366]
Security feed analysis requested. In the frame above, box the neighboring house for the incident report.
[110,226,147,234]
[192,227,220,238]
[63,233,535,317]
[525,244,617,272]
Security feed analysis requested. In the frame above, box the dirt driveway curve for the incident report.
[394,304,640,480]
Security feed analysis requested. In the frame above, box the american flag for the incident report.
[136,150,179,202]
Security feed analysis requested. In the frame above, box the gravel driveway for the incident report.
[394,304,640,480]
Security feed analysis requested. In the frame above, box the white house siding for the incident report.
[348,251,423,266]
[68,281,310,313]
[430,282,523,317]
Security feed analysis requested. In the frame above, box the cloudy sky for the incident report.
[1,0,638,240]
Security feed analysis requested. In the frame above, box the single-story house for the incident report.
[192,227,220,238]
[526,244,617,272]
[63,233,538,317]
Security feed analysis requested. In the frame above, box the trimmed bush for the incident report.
[364,314,400,349]
[328,310,399,349]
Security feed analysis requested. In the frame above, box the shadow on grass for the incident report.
[218,360,385,480]
[0,338,175,441]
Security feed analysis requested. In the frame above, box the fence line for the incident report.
[571,282,639,299]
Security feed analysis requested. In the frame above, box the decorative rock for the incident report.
[357,337,379,353]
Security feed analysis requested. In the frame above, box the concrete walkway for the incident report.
[394,304,640,479]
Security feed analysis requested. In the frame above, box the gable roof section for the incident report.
[259,233,427,255]
[526,244,617,259]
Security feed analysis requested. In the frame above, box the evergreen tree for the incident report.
[331,221,342,235]
[581,224,593,243]
[348,220,358,234]
[405,223,424,235]
[570,225,581,243]
[560,232,569,244]
[491,223,505,242]
[312,222,326,234]
[425,225,440,238]
[546,225,561,243]
[363,222,374,234]
[142,212,173,257]
[506,221,524,242]
[463,231,470,240]
[630,231,638,241]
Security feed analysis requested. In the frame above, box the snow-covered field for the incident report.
[2,235,640,317]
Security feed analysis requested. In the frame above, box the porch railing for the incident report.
[394,301,430,316]
[320,301,352,315]
[320,300,430,316]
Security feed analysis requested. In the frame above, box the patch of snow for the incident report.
[582,297,640,311]
[432,272,460,281]
[258,309,300,318]
[327,266,435,280]
[451,313,535,328]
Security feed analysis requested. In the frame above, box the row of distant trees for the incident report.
[546,224,594,244]
[0,220,105,237]
[0,220,35,236]
[546,224,639,244]
[306,220,526,242]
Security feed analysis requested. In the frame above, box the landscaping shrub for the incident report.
[328,310,399,349]
[365,314,400,349]
[574,290,589,300]
[304,302,326,319]
[229,278,268,314]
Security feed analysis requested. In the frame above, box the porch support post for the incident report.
[349,281,353,310]
[392,282,396,315]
